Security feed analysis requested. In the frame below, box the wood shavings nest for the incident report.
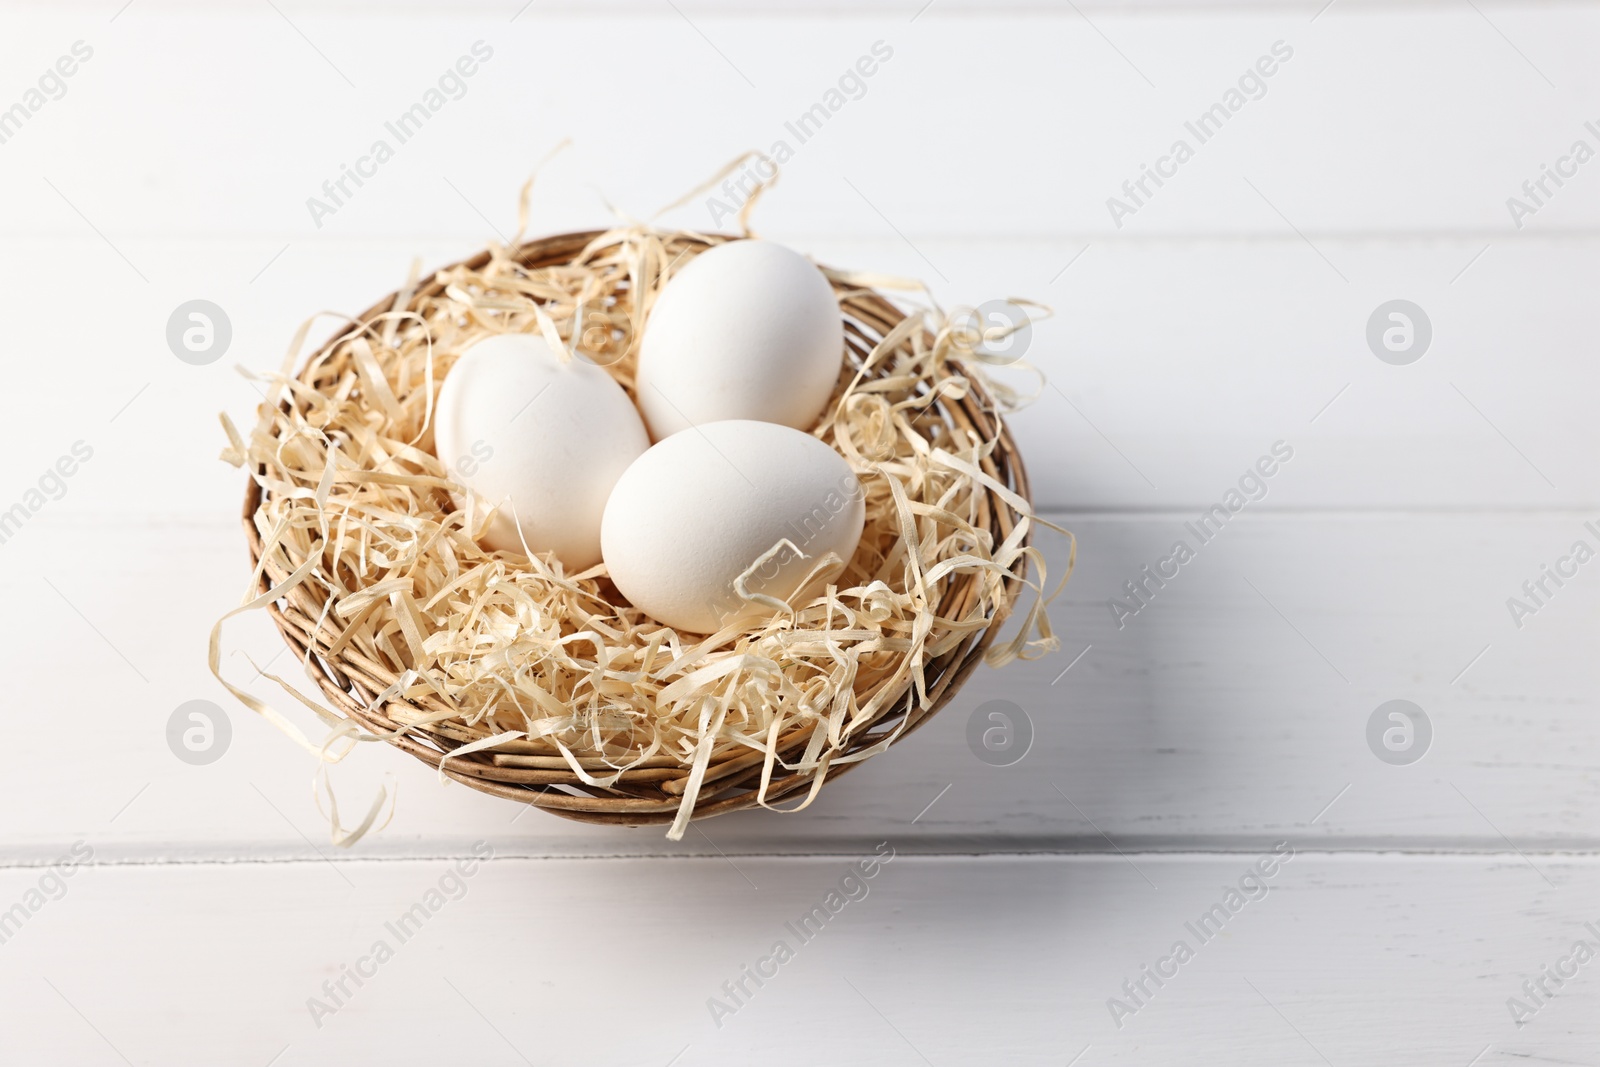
[213,222,1066,841]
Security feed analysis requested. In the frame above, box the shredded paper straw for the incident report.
[212,178,1069,843]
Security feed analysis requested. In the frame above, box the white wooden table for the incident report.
[2,1,1596,1063]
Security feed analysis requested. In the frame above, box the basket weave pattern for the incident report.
[242,230,1032,828]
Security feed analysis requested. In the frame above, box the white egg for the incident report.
[434,333,650,570]
[635,239,845,439]
[601,420,866,633]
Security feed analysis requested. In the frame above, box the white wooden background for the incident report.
[2,0,1597,1063]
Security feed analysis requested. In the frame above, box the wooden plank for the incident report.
[3,234,1595,514]
[3,510,1593,859]
[0,853,1593,1063]
[0,6,1597,238]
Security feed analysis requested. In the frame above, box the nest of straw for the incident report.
[215,223,1062,840]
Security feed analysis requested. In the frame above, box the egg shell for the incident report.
[635,239,845,439]
[600,420,866,633]
[434,333,650,570]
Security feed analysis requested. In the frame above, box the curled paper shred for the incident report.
[212,164,1069,843]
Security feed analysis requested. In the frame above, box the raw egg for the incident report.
[600,420,865,633]
[635,239,845,439]
[434,333,650,570]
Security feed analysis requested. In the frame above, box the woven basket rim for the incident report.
[242,228,1034,828]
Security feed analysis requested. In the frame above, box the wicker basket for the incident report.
[241,229,1033,828]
